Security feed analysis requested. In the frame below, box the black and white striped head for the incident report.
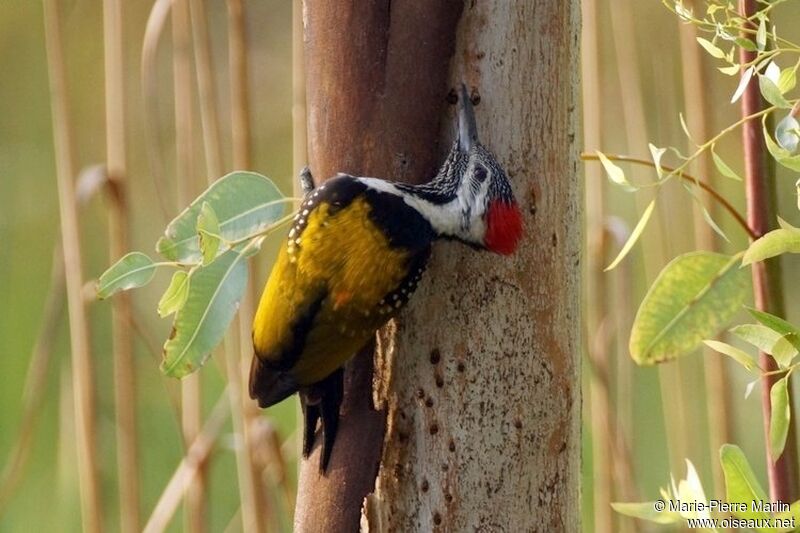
[396,85,523,254]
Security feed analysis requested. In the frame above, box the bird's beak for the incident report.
[458,83,479,152]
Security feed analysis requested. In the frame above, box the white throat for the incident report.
[357,177,485,242]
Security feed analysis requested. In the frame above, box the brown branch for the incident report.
[141,0,173,222]
[224,2,266,531]
[739,0,799,503]
[581,152,757,240]
[103,1,140,530]
[42,0,103,530]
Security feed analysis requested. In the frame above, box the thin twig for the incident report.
[172,1,208,530]
[581,153,757,239]
[103,0,141,529]
[226,2,266,530]
[42,0,103,530]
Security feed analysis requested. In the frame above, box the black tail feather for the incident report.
[299,367,345,473]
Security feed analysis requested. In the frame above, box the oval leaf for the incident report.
[743,228,800,265]
[770,377,791,462]
[157,171,287,263]
[697,36,725,58]
[764,119,800,172]
[158,270,190,318]
[97,252,157,299]
[605,199,655,271]
[776,114,800,153]
[720,444,770,521]
[759,74,792,109]
[596,151,636,192]
[703,340,757,372]
[730,324,797,368]
[629,252,750,365]
[161,249,248,377]
[711,149,742,181]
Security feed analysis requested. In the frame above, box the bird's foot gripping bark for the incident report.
[300,367,344,472]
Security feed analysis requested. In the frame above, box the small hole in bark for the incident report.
[446,89,458,105]
[435,373,444,388]
[421,479,429,492]
[425,397,434,408]
[445,492,453,503]
[448,439,456,452]
[430,348,441,364]
[514,417,523,429]
[429,423,439,435]
[457,361,465,373]
[416,388,425,399]
[433,512,442,526]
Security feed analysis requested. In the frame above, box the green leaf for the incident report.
[735,37,758,52]
[730,324,798,368]
[679,112,695,142]
[158,270,190,318]
[156,171,287,263]
[596,151,636,192]
[682,181,730,242]
[703,339,757,372]
[763,118,800,172]
[161,249,249,378]
[629,252,750,365]
[97,252,157,299]
[610,502,681,525]
[731,66,754,103]
[711,149,742,181]
[742,228,800,265]
[758,74,793,109]
[197,202,222,265]
[770,377,791,462]
[720,444,770,521]
[775,114,800,153]
[778,66,797,94]
[649,144,668,179]
[605,199,655,271]
[746,307,800,342]
[697,36,725,58]
[756,17,767,51]
[719,64,742,76]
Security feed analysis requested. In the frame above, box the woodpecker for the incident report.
[250,85,523,471]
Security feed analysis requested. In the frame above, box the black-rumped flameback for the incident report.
[250,85,523,471]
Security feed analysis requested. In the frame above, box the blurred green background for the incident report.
[3,0,800,531]
[0,1,293,531]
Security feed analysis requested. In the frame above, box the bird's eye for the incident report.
[474,165,488,183]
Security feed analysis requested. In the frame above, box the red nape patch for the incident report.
[485,200,523,255]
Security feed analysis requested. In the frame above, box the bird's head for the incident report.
[436,85,523,255]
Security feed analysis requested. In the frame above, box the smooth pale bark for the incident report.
[297,1,580,531]
[366,2,581,531]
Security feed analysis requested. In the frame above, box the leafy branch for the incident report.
[96,170,294,378]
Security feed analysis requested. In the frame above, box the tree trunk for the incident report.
[296,1,580,531]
